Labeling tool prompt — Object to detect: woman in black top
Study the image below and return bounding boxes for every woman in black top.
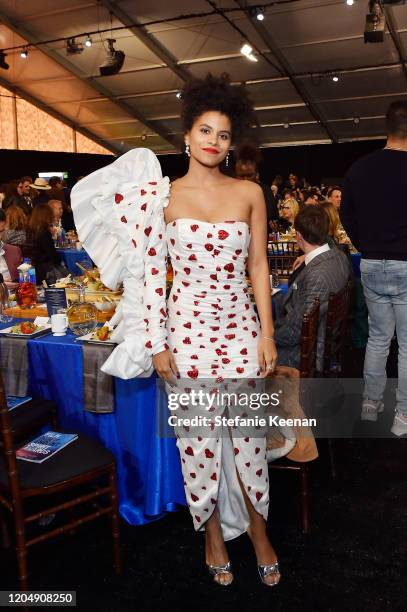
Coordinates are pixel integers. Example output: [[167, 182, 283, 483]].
[[28, 203, 65, 284]]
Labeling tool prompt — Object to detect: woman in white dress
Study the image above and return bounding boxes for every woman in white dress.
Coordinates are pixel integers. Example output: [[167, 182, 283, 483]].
[[150, 74, 280, 587]]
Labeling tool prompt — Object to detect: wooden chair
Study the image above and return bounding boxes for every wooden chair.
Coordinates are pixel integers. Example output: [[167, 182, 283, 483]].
[[322, 279, 352, 377], [0, 377, 121, 590], [268, 241, 298, 257], [298, 297, 321, 379], [268, 297, 320, 533], [321, 279, 353, 478], [0, 397, 58, 448], [268, 242, 299, 279]]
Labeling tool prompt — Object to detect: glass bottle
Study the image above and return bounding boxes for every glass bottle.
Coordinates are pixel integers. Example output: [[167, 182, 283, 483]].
[[16, 270, 37, 309], [67, 282, 98, 335], [0, 273, 13, 323]]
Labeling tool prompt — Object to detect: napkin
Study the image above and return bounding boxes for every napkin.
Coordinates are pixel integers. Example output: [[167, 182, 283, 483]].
[[0, 336, 29, 397], [82, 342, 115, 413]]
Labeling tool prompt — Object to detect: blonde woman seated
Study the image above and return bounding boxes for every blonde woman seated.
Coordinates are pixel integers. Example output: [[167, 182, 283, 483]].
[[319, 200, 355, 251], [318, 200, 340, 243], [3, 205, 28, 245], [279, 197, 299, 231]]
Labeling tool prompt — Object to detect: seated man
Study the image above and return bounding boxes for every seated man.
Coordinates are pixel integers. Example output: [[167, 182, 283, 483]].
[[274, 206, 351, 369], [0, 240, 22, 283]]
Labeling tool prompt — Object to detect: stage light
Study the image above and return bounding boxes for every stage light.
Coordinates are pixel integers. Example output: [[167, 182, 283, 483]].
[[176, 91, 182, 99], [85, 35, 92, 48], [346, 0, 354, 6], [66, 38, 84, 55], [99, 38, 125, 76], [364, 0, 385, 43], [240, 43, 253, 56], [240, 42, 258, 62], [332, 74, 339, 82], [20, 47, 28, 59], [255, 8, 265, 21], [0, 50, 9, 70], [284, 122, 290, 129]]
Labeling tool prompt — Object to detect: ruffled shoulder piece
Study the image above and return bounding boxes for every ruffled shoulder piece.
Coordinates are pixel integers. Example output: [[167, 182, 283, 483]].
[[71, 147, 170, 379]]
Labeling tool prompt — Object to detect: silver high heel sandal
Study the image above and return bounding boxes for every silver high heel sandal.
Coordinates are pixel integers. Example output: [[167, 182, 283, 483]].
[[258, 561, 281, 586], [207, 561, 233, 586]]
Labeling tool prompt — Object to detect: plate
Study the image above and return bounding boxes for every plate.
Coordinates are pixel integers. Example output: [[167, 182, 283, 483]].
[[76, 329, 116, 345], [0, 324, 52, 338]]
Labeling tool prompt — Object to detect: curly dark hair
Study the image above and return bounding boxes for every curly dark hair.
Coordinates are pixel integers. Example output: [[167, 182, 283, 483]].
[[235, 141, 262, 164], [180, 73, 256, 144]]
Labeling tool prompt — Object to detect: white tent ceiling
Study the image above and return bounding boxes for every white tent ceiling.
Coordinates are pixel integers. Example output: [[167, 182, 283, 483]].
[[0, 0, 406, 154]]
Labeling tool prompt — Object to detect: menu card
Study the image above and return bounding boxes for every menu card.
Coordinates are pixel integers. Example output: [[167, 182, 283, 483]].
[[44, 288, 67, 317]]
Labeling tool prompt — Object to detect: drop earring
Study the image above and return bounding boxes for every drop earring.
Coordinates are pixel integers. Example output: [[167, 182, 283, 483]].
[[225, 151, 229, 167], [185, 143, 190, 157]]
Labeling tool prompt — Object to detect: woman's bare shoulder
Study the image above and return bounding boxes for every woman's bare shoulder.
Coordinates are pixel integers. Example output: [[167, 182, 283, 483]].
[[170, 176, 188, 191], [230, 177, 263, 199]]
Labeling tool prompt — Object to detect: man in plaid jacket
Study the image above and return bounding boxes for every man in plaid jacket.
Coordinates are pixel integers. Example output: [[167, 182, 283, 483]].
[[274, 207, 351, 369]]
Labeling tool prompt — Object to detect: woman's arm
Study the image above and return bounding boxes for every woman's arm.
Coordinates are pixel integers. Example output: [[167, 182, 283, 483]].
[[144, 207, 179, 382], [246, 183, 278, 372]]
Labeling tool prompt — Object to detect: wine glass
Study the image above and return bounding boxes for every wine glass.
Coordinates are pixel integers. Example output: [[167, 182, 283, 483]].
[[0, 283, 13, 323]]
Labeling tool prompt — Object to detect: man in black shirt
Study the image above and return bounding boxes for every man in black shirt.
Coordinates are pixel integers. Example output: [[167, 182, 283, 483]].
[[341, 100, 407, 436]]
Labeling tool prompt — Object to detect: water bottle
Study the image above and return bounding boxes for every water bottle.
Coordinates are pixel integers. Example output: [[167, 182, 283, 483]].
[[16, 269, 37, 309], [19, 258, 36, 285], [18, 260, 30, 283], [28, 261, 36, 286]]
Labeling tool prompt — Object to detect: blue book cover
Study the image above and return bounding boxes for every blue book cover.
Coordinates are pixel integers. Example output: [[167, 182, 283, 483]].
[[16, 431, 78, 463], [7, 396, 32, 411]]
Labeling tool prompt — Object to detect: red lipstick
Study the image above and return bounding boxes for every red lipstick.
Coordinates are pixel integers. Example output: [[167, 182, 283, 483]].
[[202, 147, 219, 154]]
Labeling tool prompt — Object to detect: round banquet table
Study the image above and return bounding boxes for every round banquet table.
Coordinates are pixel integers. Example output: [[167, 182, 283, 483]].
[[0, 321, 186, 526], [0, 283, 289, 526]]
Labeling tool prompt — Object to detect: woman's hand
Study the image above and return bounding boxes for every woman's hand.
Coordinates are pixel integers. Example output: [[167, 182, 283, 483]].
[[152, 349, 179, 384], [292, 254, 305, 271], [257, 336, 278, 374]]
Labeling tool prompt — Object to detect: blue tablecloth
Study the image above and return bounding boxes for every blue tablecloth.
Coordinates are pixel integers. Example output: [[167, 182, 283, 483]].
[[3, 284, 289, 525], [56, 248, 93, 275], [0, 325, 186, 526]]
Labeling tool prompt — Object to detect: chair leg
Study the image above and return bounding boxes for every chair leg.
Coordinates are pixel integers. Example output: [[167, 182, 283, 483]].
[[109, 468, 121, 575], [300, 465, 310, 534], [14, 516, 28, 590], [327, 438, 337, 479]]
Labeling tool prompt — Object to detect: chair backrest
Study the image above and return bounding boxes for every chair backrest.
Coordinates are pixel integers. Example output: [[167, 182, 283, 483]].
[[299, 297, 320, 378], [269, 241, 298, 256], [268, 242, 299, 279], [322, 279, 352, 377], [0, 373, 23, 513]]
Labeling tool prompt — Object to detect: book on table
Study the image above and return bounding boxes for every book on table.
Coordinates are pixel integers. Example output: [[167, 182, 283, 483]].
[[7, 396, 32, 411], [16, 431, 78, 463]]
